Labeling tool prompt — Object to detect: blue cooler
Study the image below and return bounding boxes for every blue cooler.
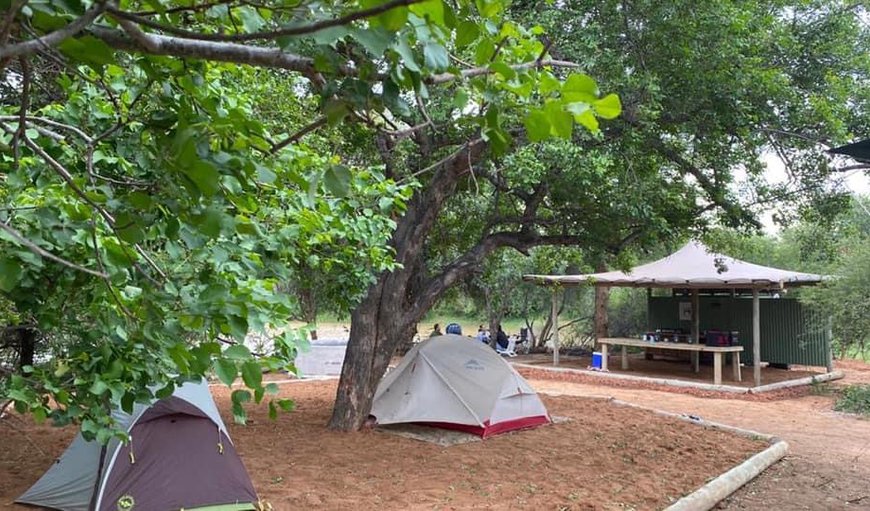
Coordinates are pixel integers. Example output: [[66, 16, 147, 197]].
[[591, 352, 603, 369]]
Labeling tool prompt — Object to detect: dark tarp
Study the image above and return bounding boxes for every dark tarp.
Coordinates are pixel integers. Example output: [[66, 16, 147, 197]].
[[829, 138, 870, 161]]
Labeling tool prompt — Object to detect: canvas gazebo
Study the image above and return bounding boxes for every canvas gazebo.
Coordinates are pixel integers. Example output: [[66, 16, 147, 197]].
[[371, 334, 550, 437], [524, 241, 829, 386], [17, 380, 258, 511]]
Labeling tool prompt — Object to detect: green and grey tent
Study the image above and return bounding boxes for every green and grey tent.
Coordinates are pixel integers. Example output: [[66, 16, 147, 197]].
[[17, 381, 258, 511]]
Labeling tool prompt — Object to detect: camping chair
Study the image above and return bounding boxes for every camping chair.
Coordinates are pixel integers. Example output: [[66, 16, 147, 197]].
[[495, 336, 518, 357]]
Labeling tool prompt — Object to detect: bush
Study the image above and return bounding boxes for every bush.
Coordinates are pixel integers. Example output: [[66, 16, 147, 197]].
[[834, 385, 870, 416]]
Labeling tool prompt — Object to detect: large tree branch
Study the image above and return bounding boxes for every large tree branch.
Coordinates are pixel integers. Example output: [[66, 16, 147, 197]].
[[107, 0, 426, 42], [89, 26, 345, 75], [0, 3, 107, 60]]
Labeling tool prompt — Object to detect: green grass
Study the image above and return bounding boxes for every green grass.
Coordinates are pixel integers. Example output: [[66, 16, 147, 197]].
[[310, 313, 534, 337], [834, 384, 870, 416]]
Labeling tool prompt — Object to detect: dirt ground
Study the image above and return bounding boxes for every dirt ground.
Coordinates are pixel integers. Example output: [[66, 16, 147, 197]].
[[516, 353, 824, 388], [529, 358, 870, 510], [0, 381, 764, 511]]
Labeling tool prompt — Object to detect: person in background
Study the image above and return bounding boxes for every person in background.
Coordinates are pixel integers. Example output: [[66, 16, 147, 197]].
[[445, 323, 462, 335], [430, 323, 442, 337], [476, 325, 490, 344], [495, 325, 509, 350]]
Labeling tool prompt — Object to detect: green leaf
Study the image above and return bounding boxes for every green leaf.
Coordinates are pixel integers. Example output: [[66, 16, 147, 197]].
[[232, 389, 252, 404], [265, 382, 280, 394], [186, 161, 221, 197], [256, 164, 277, 184], [423, 43, 449, 72], [379, 5, 408, 31], [324, 164, 351, 197], [544, 100, 573, 139], [455, 21, 480, 48], [276, 398, 295, 412], [89, 379, 108, 396], [268, 400, 278, 420], [57, 35, 115, 69], [562, 73, 599, 103], [193, 208, 223, 238], [215, 358, 237, 385], [490, 62, 515, 81], [223, 344, 252, 360], [323, 100, 349, 125], [241, 360, 263, 388], [410, 0, 445, 25], [574, 109, 600, 133], [0, 257, 23, 292], [593, 93, 622, 119], [524, 109, 551, 142], [394, 37, 420, 72], [351, 28, 394, 56], [236, 6, 265, 33]]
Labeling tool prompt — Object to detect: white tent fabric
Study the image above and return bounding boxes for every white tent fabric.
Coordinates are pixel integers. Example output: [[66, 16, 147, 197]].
[[17, 380, 245, 511], [524, 241, 825, 289], [371, 335, 549, 437]]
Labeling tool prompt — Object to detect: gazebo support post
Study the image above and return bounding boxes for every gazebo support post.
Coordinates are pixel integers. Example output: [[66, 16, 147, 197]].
[[753, 288, 761, 387], [691, 289, 700, 373], [551, 288, 560, 366], [826, 316, 834, 373]]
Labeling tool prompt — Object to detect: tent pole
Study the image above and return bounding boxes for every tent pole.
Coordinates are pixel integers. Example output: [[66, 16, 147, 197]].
[[753, 288, 761, 387], [551, 288, 560, 366], [826, 316, 834, 373]]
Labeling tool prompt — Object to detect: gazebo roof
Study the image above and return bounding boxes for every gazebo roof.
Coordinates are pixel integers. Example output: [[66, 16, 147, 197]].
[[523, 241, 826, 289]]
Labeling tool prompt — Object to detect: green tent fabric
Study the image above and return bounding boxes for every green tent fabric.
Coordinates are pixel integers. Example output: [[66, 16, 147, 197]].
[[829, 139, 870, 161]]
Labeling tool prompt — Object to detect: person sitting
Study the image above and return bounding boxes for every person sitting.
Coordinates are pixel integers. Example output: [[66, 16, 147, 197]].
[[495, 325, 509, 350], [445, 323, 462, 335], [475, 325, 490, 344], [430, 323, 443, 337]]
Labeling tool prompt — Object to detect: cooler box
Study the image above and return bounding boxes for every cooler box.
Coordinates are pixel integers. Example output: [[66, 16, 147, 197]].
[[591, 351, 603, 369], [704, 330, 730, 347]]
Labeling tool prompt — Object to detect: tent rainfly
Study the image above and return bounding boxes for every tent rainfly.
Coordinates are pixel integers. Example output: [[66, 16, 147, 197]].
[[371, 335, 550, 438], [18, 381, 258, 511], [522, 241, 828, 386]]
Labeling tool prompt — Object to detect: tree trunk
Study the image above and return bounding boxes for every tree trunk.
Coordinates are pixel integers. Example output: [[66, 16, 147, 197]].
[[18, 328, 36, 370], [594, 286, 610, 340]]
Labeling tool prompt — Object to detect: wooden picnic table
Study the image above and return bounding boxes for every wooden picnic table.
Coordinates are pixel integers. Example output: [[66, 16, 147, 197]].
[[598, 337, 743, 386]]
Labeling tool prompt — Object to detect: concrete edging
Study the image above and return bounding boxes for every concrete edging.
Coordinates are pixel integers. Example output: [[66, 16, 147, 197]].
[[749, 370, 843, 393], [513, 362, 750, 393]]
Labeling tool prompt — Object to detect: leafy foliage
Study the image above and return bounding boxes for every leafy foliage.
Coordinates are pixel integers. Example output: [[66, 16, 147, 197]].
[[834, 384, 870, 416]]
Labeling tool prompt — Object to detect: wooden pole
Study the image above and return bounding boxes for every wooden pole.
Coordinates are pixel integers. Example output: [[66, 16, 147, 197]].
[[691, 289, 700, 373], [551, 288, 560, 366], [752, 288, 761, 387], [826, 315, 834, 373]]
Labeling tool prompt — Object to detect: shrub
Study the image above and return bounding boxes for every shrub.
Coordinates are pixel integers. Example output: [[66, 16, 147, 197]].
[[834, 385, 870, 416]]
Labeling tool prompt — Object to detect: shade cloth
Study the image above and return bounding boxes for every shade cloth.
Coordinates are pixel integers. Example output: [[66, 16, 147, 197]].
[[829, 138, 870, 161], [523, 241, 825, 289]]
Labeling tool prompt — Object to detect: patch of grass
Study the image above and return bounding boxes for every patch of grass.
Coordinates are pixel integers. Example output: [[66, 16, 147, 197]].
[[834, 384, 870, 416]]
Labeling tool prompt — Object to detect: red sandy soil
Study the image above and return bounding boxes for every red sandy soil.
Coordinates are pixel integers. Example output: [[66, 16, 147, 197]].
[[530, 358, 870, 510], [516, 353, 824, 388], [1, 380, 764, 511], [516, 366, 816, 402]]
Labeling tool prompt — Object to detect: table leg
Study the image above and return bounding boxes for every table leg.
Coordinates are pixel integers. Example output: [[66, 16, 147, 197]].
[[733, 352, 742, 382], [692, 352, 700, 373], [714, 352, 722, 386], [621, 345, 628, 370], [601, 344, 609, 371]]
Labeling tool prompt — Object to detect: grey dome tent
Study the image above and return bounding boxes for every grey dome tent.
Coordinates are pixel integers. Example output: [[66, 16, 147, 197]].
[[371, 335, 550, 438], [17, 380, 258, 511]]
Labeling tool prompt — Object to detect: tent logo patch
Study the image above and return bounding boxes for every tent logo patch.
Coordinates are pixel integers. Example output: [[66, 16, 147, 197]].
[[464, 359, 485, 371]]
